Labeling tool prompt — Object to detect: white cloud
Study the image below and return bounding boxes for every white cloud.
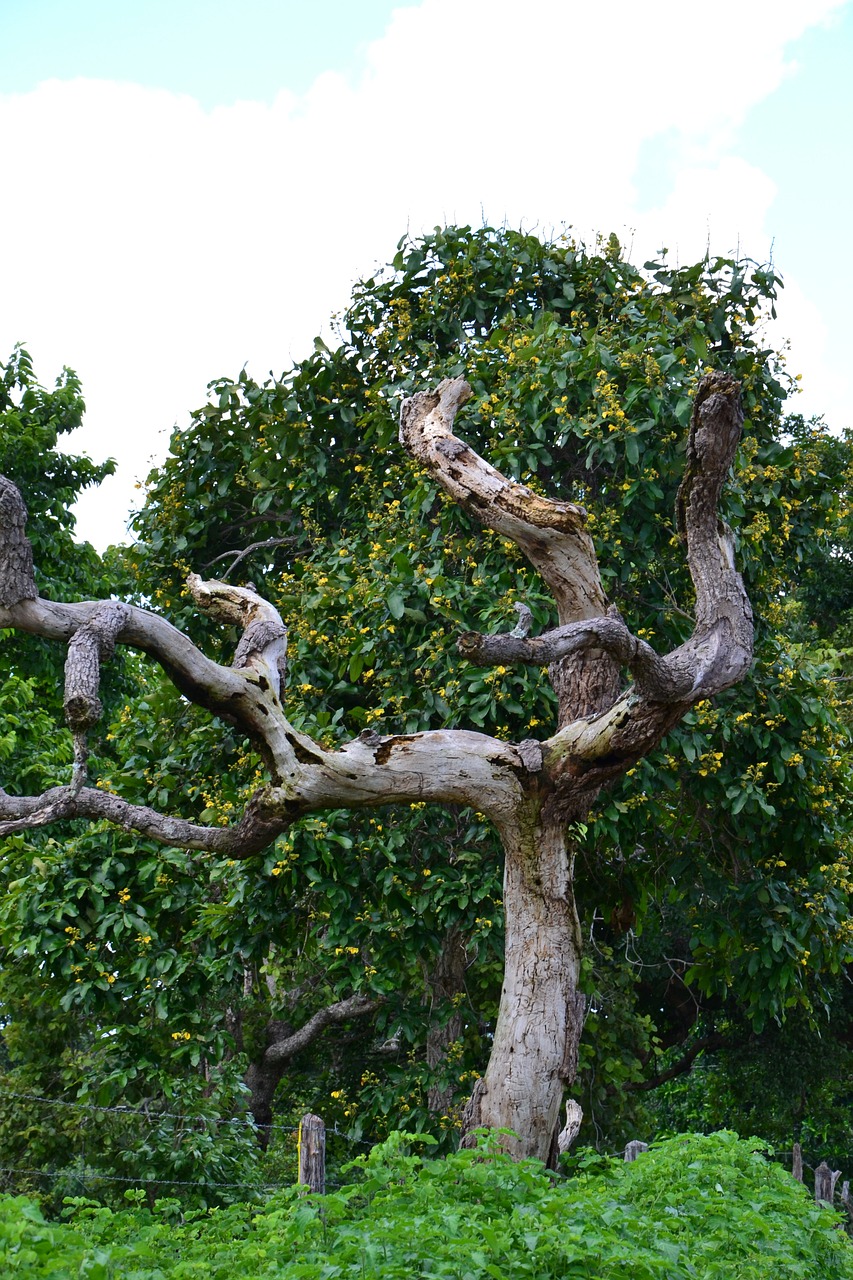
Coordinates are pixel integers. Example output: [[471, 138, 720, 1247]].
[[0, 0, 848, 546]]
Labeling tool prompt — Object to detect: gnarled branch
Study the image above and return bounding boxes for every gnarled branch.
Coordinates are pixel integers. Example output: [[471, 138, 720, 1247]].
[[540, 372, 752, 790], [457, 611, 688, 701], [400, 379, 607, 624], [0, 782, 288, 854], [0, 371, 751, 851], [188, 573, 289, 699]]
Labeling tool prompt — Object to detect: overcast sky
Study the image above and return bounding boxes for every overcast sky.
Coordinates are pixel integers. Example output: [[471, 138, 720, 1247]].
[[1, 0, 850, 548]]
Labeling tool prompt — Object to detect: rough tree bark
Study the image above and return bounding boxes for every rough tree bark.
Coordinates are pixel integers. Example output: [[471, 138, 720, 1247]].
[[0, 372, 752, 1162]]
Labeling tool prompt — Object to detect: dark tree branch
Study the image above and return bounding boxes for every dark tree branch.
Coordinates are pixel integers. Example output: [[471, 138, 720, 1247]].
[[624, 1032, 731, 1092], [204, 536, 299, 580], [262, 993, 380, 1066]]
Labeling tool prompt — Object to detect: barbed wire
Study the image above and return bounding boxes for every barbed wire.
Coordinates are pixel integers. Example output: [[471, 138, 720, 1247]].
[[0, 1164, 347, 1193], [1, 1089, 374, 1143], [0, 1165, 290, 1191]]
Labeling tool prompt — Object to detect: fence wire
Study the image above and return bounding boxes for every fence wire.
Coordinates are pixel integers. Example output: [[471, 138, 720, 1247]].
[[0, 1089, 373, 1197]]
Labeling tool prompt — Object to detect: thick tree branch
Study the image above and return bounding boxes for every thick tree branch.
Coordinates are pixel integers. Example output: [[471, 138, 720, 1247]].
[[0, 783, 287, 853], [0, 586, 300, 779], [458, 612, 686, 701], [535, 373, 752, 790], [271, 728, 529, 824], [400, 378, 607, 625], [400, 379, 624, 727], [188, 573, 289, 699], [262, 994, 380, 1067]]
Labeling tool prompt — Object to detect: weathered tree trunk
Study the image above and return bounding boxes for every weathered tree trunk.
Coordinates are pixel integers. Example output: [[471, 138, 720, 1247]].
[[463, 810, 585, 1161]]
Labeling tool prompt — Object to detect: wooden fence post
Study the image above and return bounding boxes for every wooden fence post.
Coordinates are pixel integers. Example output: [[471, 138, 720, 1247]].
[[841, 1182, 853, 1225], [557, 1100, 584, 1155], [298, 1113, 326, 1194], [792, 1142, 803, 1183], [814, 1161, 839, 1206], [624, 1140, 649, 1163]]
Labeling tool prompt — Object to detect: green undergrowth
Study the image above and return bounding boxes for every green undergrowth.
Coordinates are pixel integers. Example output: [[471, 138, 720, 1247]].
[[1, 1131, 851, 1278]]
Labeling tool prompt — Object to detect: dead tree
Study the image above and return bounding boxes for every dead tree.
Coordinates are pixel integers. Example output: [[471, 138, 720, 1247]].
[[0, 372, 752, 1161]]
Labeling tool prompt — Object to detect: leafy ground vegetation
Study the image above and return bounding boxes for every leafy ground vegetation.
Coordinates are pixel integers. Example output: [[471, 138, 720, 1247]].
[[2, 225, 853, 1193], [1, 1133, 851, 1279]]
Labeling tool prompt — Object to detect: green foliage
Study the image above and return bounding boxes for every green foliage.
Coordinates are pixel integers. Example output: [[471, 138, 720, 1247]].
[[0, 1132, 851, 1278]]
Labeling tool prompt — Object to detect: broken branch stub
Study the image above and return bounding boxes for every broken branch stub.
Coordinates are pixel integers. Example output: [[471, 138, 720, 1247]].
[[64, 601, 130, 730], [187, 573, 288, 698]]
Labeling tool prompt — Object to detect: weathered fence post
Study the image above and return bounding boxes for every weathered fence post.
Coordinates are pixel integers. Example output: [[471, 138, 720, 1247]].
[[792, 1142, 803, 1183], [557, 1100, 584, 1155], [841, 1182, 853, 1225], [814, 1161, 840, 1206], [298, 1113, 326, 1194], [624, 1140, 649, 1163]]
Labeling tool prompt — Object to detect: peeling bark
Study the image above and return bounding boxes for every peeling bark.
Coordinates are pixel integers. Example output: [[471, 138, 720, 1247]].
[[0, 370, 753, 1161]]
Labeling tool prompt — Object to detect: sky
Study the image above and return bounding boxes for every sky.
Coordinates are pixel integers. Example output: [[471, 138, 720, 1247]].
[[1, 0, 851, 549]]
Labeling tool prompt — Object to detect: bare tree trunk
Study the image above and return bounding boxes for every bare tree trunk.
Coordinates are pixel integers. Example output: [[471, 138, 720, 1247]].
[[463, 809, 584, 1161]]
